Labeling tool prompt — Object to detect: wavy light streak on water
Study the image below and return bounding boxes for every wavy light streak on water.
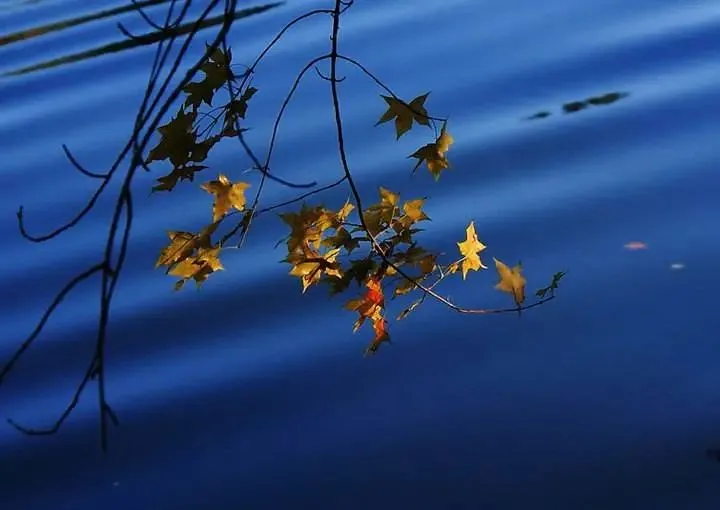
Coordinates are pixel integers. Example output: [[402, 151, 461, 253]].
[[1, 0, 720, 508]]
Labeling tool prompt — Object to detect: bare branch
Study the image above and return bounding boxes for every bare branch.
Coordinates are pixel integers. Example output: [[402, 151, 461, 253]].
[[6, 0, 246, 451], [7, 357, 96, 436], [0, 263, 104, 386]]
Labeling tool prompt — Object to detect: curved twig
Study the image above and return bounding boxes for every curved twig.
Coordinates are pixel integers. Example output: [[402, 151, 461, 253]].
[[315, 64, 343, 82], [234, 8, 334, 95], [219, 39, 317, 190], [7, 356, 96, 435], [130, 0, 166, 32], [116, 22, 143, 41], [61, 144, 109, 179], [336, 54, 446, 125]]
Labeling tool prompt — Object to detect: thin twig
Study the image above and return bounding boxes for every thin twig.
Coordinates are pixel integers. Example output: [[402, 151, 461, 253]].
[[0, 263, 104, 385], [61, 144, 109, 179]]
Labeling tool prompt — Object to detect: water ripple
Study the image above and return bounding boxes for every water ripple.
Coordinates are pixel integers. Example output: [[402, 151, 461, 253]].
[[1, 0, 720, 508]]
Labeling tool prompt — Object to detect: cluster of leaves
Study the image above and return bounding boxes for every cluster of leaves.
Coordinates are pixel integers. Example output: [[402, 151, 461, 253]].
[[146, 44, 256, 192], [148, 63, 564, 354], [376, 93, 454, 180], [147, 45, 255, 289], [275, 185, 557, 354]]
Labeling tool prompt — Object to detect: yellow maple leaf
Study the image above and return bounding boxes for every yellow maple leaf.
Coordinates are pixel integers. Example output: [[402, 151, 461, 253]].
[[409, 122, 454, 180], [280, 204, 334, 252], [393, 198, 430, 231], [155, 231, 197, 268], [155, 221, 220, 271], [376, 93, 430, 139], [169, 246, 224, 290], [493, 257, 526, 306], [362, 187, 402, 236], [378, 186, 400, 208], [456, 221, 487, 279], [402, 199, 429, 223], [289, 247, 342, 293], [335, 199, 355, 223], [201, 174, 250, 222]]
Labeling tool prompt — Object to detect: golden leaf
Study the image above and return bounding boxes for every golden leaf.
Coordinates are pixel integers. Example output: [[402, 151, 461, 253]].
[[201, 174, 250, 222], [456, 221, 487, 279], [494, 257, 526, 306], [169, 246, 224, 290], [289, 247, 342, 293], [156, 231, 197, 268], [376, 93, 430, 139], [402, 199, 429, 223], [336, 199, 355, 223], [409, 122, 454, 180]]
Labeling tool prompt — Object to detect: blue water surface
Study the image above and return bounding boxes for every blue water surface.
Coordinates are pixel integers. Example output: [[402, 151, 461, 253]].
[[1, 0, 720, 508]]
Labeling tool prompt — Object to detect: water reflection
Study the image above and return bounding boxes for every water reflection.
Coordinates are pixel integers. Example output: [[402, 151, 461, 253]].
[[525, 91, 629, 120], [0, 0, 172, 46], [0, 0, 44, 13], [0, 1, 282, 76]]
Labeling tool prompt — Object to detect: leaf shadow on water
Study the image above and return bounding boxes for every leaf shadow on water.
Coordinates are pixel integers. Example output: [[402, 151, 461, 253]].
[[524, 91, 630, 121], [0, 0, 283, 77]]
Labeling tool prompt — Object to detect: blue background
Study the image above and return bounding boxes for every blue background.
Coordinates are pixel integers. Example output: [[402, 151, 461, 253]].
[[1, 0, 720, 508]]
